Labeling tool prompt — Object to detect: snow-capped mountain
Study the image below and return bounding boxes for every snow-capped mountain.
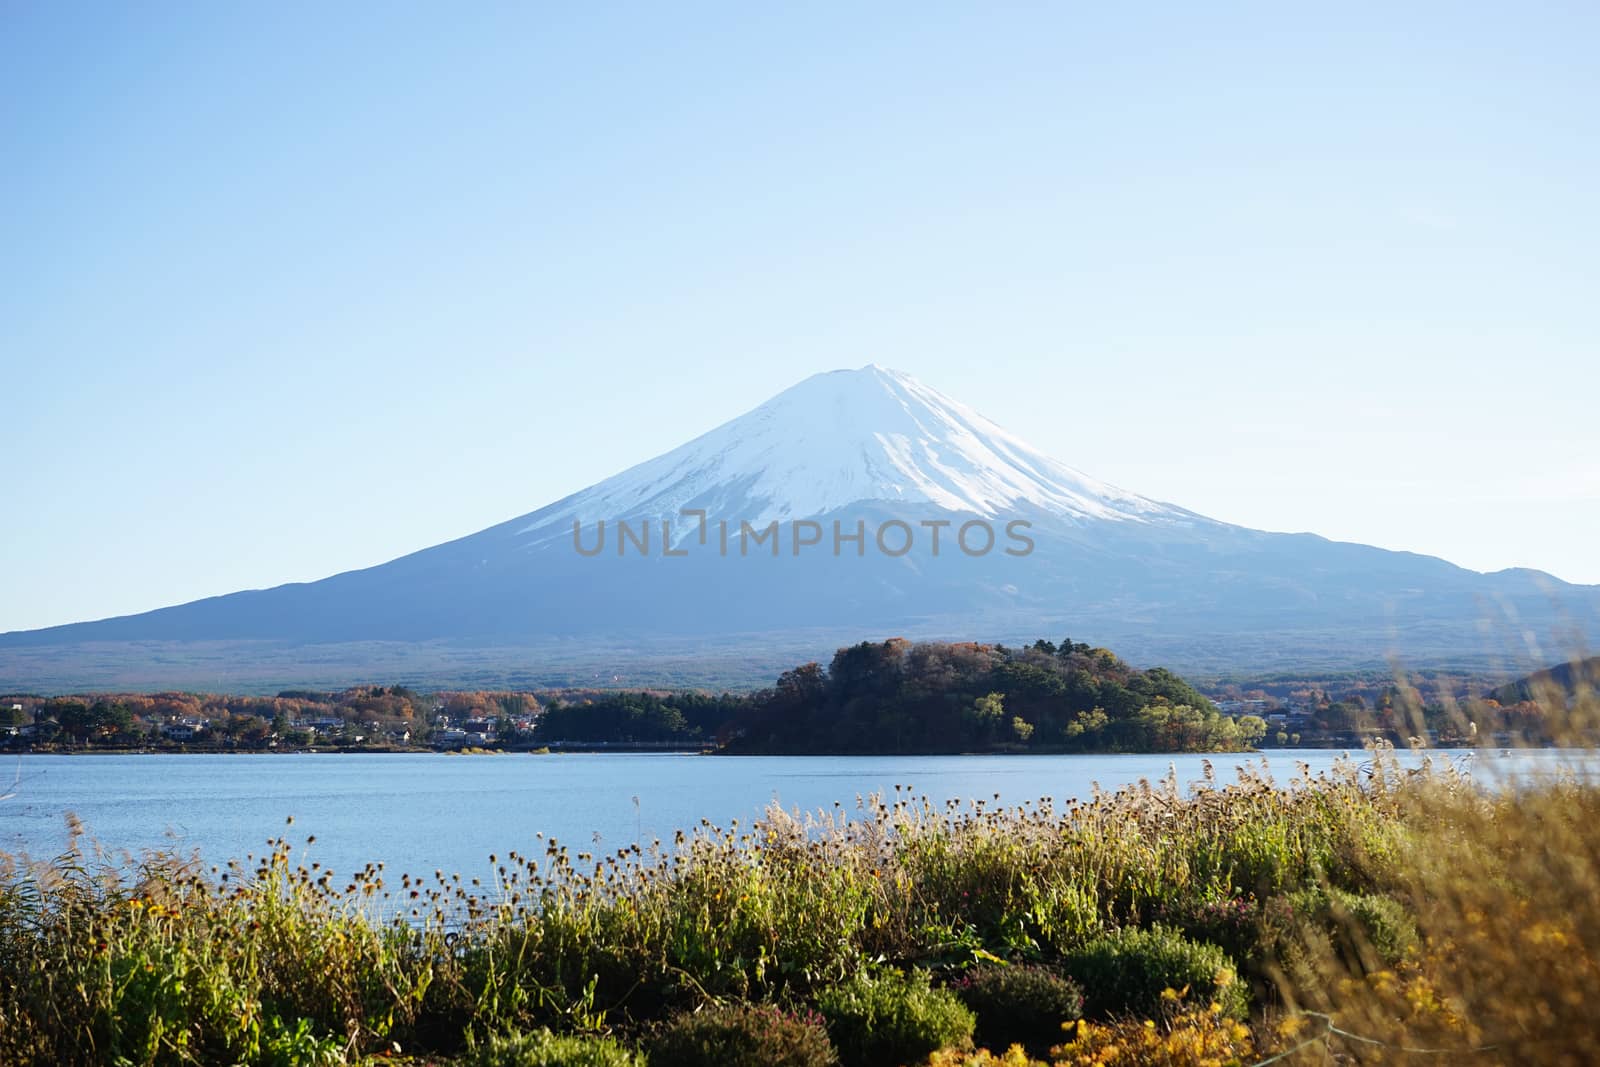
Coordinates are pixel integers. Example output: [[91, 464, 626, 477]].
[[516, 366, 1178, 545], [2, 367, 1596, 689]]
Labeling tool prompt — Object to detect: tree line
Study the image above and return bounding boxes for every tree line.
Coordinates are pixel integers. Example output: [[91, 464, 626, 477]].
[[4, 641, 1267, 754]]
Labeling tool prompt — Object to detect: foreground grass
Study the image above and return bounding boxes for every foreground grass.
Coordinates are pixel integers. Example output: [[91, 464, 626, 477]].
[[2, 749, 1598, 1065]]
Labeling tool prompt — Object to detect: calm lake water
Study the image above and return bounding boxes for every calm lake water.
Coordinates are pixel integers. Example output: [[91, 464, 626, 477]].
[[0, 749, 1575, 883]]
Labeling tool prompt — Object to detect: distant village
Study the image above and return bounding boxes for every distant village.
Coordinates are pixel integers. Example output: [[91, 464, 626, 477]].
[[0, 686, 546, 752]]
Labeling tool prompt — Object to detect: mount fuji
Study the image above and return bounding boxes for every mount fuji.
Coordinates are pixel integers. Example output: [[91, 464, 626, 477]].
[[3, 366, 1595, 689]]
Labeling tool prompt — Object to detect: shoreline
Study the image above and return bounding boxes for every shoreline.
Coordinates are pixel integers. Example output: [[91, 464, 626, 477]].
[[0, 738, 1507, 759]]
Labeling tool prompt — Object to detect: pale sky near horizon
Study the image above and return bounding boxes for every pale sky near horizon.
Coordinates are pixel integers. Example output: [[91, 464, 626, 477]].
[[3, 2, 1597, 633]]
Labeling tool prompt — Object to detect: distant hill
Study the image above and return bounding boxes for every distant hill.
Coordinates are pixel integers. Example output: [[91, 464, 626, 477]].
[[534, 637, 1265, 755], [4, 366, 1596, 690], [1490, 657, 1600, 705]]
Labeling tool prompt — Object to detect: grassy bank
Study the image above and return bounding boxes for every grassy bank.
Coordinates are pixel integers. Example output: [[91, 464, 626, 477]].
[[2, 749, 1598, 1065]]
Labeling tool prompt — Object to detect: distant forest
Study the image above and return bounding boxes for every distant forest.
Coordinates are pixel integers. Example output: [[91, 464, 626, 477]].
[[536, 638, 1268, 754]]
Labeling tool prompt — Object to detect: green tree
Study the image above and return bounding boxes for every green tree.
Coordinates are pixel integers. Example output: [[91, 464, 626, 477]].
[[1065, 707, 1109, 743], [47, 701, 93, 745], [1236, 714, 1268, 748], [972, 691, 1005, 723], [1315, 701, 1367, 734], [965, 691, 1006, 744]]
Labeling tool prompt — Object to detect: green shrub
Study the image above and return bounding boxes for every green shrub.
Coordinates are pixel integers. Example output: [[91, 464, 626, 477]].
[[816, 969, 975, 1067], [462, 1028, 646, 1067], [1064, 925, 1247, 1019], [1151, 895, 1263, 968], [651, 1003, 837, 1067], [1330, 889, 1418, 963], [951, 963, 1083, 1051], [1283, 887, 1419, 970], [260, 1015, 346, 1067]]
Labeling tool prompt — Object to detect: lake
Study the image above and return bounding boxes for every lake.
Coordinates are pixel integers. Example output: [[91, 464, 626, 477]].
[[0, 749, 1570, 882]]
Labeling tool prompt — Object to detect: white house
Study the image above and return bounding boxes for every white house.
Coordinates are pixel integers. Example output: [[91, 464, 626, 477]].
[[162, 719, 209, 742]]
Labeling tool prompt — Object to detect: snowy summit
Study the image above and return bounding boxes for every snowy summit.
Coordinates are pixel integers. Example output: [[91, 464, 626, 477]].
[[518, 365, 1176, 543]]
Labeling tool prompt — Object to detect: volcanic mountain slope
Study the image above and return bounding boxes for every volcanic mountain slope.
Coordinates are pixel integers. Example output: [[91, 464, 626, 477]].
[[3, 366, 1595, 688]]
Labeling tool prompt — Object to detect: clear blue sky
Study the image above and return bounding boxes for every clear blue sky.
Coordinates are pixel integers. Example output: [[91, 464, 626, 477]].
[[3, 2, 1596, 633]]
